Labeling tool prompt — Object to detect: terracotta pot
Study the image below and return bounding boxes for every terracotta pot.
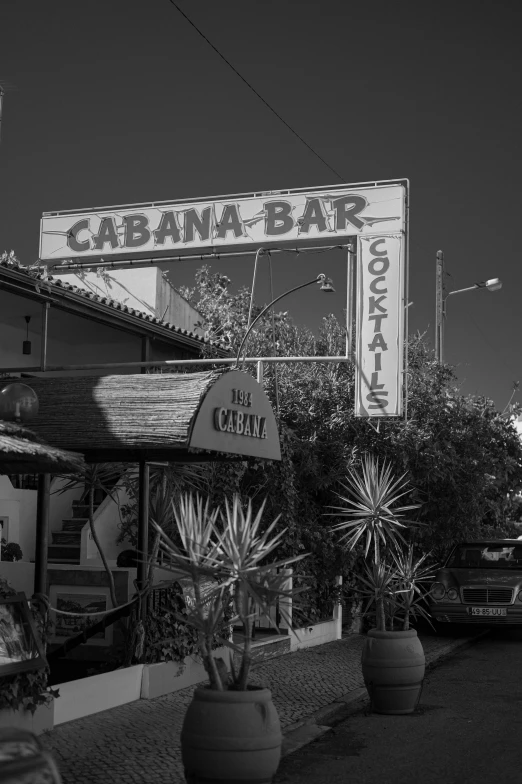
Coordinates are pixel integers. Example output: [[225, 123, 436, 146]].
[[361, 628, 425, 715], [181, 686, 282, 783]]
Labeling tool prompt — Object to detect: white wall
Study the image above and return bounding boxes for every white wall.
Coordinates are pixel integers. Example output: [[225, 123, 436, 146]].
[[54, 665, 144, 725], [0, 560, 35, 596], [52, 268, 204, 336], [0, 476, 83, 564], [82, 477, 132, 565], [155, 273, 204, 335], [0, 476, 37, 560], [52, 269, 158, 318]]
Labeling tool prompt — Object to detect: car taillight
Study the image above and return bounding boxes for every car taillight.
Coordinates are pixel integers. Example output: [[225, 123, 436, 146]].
[[430, 582, 446, 601], [446, 588, 459, 601]]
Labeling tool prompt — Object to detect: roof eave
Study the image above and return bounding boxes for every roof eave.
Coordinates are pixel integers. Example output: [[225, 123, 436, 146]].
[[0, 264, 230, 356]]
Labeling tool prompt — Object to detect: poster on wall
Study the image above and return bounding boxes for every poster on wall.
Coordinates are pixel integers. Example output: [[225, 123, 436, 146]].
[[39, 182, 407, 261], [52, 592, 110, 645], [355, 234, 405, 417], [0, 593, 48, 676]]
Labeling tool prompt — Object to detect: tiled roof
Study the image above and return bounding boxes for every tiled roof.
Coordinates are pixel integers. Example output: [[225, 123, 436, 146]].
[[0, 255, 225, 351]]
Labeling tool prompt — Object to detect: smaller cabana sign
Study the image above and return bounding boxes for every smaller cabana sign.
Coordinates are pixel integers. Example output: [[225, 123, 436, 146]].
[[0, 593, 48, 676], [355, 234, 405, 417], [28, 369, 281, 463], [189, 370, 281, 460]]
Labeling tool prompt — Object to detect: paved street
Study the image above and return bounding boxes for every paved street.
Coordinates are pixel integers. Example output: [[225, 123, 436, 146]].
[[275, 629, 522, 784], [40, 630, 475, 784]]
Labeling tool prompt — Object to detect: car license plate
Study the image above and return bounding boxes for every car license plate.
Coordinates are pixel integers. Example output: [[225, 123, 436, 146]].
[[470, 607, 507, 617]]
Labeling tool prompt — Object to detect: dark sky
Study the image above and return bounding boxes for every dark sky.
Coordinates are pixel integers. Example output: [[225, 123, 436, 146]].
[[1, 0, 521, 409]]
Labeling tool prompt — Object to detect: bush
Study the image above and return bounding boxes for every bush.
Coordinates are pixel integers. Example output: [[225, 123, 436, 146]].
[[1, 539, 23, 562]]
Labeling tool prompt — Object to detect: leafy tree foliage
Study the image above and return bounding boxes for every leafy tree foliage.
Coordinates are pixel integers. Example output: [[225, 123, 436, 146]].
[[175, 268, 522, 610]]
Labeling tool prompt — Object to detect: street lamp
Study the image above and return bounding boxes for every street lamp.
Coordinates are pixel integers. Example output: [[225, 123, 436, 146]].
[[435, 250, 502, 363], [236, 273, 335, 367]]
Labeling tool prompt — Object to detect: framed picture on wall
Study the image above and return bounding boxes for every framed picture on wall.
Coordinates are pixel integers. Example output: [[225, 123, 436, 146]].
[[49, 585, 113, 646], [0, 592, 48, 676]]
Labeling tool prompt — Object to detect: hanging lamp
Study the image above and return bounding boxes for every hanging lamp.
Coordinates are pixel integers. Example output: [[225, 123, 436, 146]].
[[23, 316, 31, 355]]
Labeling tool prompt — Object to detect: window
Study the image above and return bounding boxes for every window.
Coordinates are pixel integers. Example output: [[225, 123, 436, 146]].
[[8, 474, 39, 490], [447, 545, 522, 569]]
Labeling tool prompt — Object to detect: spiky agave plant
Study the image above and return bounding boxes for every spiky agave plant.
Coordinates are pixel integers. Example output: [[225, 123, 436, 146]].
[[328, 455, 421, 631], [389, 545, 436, 631], [152, 492, 308, 691], [352, 560, 399, 632]]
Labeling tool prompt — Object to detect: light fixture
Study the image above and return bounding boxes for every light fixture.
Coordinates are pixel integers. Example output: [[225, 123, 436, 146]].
[[0, 383, 39, 423], [319, 276, 335, 293], [436, 254, 503, 363], [236, 273, 336, 365], [484, 278, 502, 292], [23, 316, 31, 355]]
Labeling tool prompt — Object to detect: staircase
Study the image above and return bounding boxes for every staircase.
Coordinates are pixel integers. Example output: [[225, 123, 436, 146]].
[[48, 495, 102, 565]]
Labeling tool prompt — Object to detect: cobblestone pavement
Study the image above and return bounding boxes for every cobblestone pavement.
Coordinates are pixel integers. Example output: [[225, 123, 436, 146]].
[[40, 632, 474, 784]]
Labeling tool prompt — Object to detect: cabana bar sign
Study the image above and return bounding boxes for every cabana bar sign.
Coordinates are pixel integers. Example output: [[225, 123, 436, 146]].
[[39, 182, 406, 260]]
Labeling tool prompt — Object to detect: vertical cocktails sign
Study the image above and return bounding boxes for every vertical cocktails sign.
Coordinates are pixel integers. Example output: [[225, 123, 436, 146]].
[[355, 234, 405, 417]]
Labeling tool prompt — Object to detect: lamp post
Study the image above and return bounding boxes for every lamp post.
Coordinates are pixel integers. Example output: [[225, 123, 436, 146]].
[[236, 273, 335, 368], [435, 250, 502, 364]]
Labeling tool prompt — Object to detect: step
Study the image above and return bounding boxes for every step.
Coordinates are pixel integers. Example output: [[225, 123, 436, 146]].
[[46, 558, 80, 565], [48, 544, 81, 564], [61, 518, 88, 532], [52, 531, 82, 546], [71, 503, 100, 519]]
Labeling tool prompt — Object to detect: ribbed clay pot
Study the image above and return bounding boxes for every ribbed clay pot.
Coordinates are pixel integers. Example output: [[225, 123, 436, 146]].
[[181, 686, 282, 783], [361, 628, 426, 715]]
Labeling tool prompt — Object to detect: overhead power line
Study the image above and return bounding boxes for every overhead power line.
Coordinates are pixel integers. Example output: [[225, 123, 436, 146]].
[[167, 1, 345, 182], [166, 5, 444, 276]]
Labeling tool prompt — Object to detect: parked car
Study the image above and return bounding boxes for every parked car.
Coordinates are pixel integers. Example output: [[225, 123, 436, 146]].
[[429, 539, 522, 627]]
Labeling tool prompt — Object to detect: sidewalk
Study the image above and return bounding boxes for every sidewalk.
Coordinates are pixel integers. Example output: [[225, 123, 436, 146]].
[[40, 631, 480, 784]]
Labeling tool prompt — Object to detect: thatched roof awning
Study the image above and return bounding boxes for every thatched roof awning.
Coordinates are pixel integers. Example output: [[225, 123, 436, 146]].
[[27, 370, 281, 463], [0, 420, 86, 475]]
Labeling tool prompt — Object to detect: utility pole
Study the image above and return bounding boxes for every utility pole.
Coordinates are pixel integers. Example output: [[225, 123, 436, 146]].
[[0, 85, 4, 144], [435, 250, 444, 363], [346, 243, 356, 359]]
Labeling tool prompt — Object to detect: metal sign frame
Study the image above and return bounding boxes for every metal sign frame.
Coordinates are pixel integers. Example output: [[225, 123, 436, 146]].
[[37, 178, 409, 419]]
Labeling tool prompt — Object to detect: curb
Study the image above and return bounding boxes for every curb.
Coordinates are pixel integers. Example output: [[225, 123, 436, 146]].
[[281, 631, 488, 758]]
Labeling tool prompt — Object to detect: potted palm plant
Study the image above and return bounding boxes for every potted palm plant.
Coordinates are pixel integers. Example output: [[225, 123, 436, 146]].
[[151, 492, 308, 784], [328, 454, 431, 714], [388, 545, 435, 631]]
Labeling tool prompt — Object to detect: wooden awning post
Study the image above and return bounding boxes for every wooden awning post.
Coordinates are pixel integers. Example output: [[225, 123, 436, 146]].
[[137, 460, 149, 621], [34, 473, 51, 596]]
